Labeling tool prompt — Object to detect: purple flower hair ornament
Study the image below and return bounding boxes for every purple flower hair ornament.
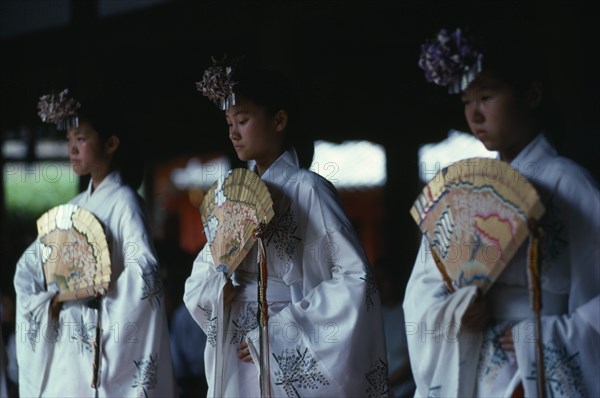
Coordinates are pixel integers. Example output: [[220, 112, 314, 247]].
[[37, 88, 81, 130], [196, 55, 242, 110], [418, 28, 483, 94]]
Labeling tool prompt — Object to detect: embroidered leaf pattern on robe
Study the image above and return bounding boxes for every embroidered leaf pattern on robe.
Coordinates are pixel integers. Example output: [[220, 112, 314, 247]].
[[140, 266, 163, 310], [365, 358, 389, 397], [73, 315, 93, 355], [539, 195, 567, 271], [273, 346, 330, 397], [360, 263, 378, 312], [230, 303, 258, 345], [477, 323, 511, 387], [132, 354, 158, 398], [266, 207, 302, 266], [526, 343, 586, 397], [198, 305, 218, 347], [25, 311, 41, 352]]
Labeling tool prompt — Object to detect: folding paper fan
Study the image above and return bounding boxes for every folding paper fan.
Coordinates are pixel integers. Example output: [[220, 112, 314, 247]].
[[410, 157, 545, 293], [37, 204, 111, 301], [200, 168, 275, 276]]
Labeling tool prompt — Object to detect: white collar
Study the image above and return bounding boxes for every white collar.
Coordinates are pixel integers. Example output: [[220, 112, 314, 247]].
[[255, 148, 300, 188], [511, 133, 556, 167], [84, 170, 122, 199]]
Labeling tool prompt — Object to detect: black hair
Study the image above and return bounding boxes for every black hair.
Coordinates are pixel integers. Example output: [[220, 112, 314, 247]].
[[468, 24, 565, 143], [75, 91, 145, 190], [476, 30, 543, 92], [230, 61, 314, 168]]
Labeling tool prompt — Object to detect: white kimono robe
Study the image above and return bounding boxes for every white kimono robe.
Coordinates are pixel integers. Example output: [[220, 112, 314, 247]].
[[403, 134, 600, 397], [14, 171, 176, 398], [184, 148, 390, 397]]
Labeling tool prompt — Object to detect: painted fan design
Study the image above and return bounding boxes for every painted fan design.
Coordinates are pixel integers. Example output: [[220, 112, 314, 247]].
[[37, 204, 111, 301], [200, 168, 275, 276], [410, 157, 545, 293]]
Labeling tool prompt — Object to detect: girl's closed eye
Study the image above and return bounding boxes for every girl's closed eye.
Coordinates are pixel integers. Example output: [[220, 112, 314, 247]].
[[481, 94, 496, 102]]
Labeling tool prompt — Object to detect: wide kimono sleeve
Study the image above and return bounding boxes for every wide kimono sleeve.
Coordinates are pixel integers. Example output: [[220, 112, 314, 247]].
[[183, 246, 227, 347], [245, 174, 391, 397], [183, 244, 231, 395], [403, 237, 482, 397], [101, 193, 176, 397], [13, 239, 60, 397], [512, 162, 600, 397]]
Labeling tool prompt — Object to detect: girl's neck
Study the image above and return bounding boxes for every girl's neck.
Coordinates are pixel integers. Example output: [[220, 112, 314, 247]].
[[499, 129, 540, 164], [90, 166, 112, 192], [255, 163, 268, 177], [254, 149, 284, 176], [500, 147, 524, 164]]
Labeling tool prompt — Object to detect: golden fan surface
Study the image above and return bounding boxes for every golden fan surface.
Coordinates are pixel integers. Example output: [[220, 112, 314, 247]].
[[37, 204, 111, 301], [200, 168, 274, 276], [410, 157, 545, 293]]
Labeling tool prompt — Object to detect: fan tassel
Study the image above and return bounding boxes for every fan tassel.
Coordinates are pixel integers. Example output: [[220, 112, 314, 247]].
[[255, 225, 272, 397], [527, 222, 546, 398], [88, 293, 103, 389]]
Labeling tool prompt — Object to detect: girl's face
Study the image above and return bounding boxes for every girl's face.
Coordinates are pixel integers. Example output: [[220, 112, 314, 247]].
[[225, 96, 285, 172], [66, 121, 110, 177], [461, 71, 538, 162]]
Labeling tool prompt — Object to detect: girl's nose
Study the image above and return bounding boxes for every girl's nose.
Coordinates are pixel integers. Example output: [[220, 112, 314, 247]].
[[466, 104, 484, 125], [229, 128, 240, 140], [472, 107, 484, 124]]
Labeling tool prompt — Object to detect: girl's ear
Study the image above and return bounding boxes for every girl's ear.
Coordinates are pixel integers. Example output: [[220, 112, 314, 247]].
[[526, 81, 543, 110], [105, 135, 120, 156], [274, 110, 288, 133]]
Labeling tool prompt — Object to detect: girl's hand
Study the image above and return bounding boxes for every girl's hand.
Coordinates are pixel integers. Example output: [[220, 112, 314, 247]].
[[499, 325, 515, 353], [237, 341, 253, 363], [223, 279, 237, 306]]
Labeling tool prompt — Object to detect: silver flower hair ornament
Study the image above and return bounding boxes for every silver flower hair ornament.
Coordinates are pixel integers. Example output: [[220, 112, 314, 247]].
[[418, 28, 483, 94], [37, 88, 81, 130], [195, 55, 241, 110]]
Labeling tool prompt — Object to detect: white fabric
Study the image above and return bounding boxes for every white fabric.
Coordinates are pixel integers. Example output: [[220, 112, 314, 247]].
[[184, 148, 390, 397], [404, 134, 600, 397], [14, 171, 176, 398]]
